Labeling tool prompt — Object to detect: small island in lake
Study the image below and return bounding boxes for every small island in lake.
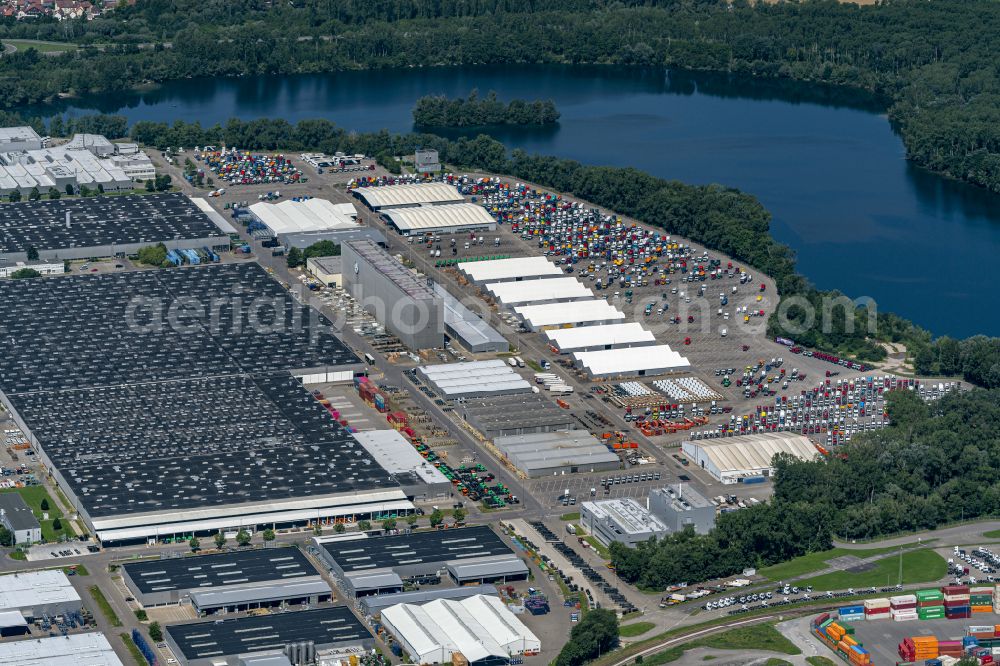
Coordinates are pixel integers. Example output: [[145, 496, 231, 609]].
[[413, 89, 560, 127]]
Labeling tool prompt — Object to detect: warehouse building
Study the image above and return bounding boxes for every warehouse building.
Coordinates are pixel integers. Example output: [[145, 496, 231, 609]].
[[0, 138, 145, 196], [459, 256, 563, 284], [681, 432, 819, 484], [307, 255, 343, 287], [493, 431, 620, 478], [648, 485, 716, 535], [315, 526, 526, 595], [0, 632, 123, 666], [544, 322, 657, 354], [514, 299, 625, 331], [165, 606, 373, 666], [353, 183, 464, 210], [0, 259, 64, 278], [383, 203, 496, 236], [433, 284, 509, 353], [248, 198, 360, 248], [417, 360, 531, 399], [359, 584, 498, 617], [352, 430, 452, 500], [121, 547, 329, 611], [342, 239, 444, 350], [0, 126, 45, 152], [0, 192, 230, 261], [580, 499, 670, 548], [381, 594, 540, 665], [572, 345, 690, 378], [414, 149, 441, 173], [0, 492, 40, 544], [280, 225, 386, 252], [0, 264, 409, 545], [191, 197, 238, 235], [460, 394, 576, 438], [483, 277, 593, 308], [0, 570, 83, 621]]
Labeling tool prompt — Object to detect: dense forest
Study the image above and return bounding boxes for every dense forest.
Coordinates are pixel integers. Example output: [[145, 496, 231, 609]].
[[612, 388, 1000, 590], [1, 1, 999, 191], [413, 90, 559, 127]]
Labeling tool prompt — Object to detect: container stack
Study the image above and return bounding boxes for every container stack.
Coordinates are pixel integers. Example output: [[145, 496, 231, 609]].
[[864, 598, 891, 620], [839, 605, 866, 622], [944, 585, 972, 620], [917, 589, 946, 620], [971, 587, 994, 614], [899, 636, 938, 662], [996, 585, 1000, 614], [938, 640, 964, 659], [891, 594, 919, 622]]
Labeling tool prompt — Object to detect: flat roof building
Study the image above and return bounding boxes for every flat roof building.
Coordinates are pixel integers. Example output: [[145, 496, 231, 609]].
[[307, 255, 343, 288], [572, 345, 690, 378], [249, 198, 359, 244], [0, 492, 41, 544], [0, 126, 44, 152], [121, 547, 327, 610], [681, 433, 819, 484], [544, 322, 657, 353], [483, 277, 593, 307], [514, 299, 625, 331], [459, 256, 563, 284], [0, 192, 229, 262], [352, 430, 452, 500], [383, 203, 496, 236], [353, 183, 464, 210], [580, 499, 670, 548], [433, 284, 509, 353], [0, 632, 123, 666], [648, 485, 716, 535], [359, 584, 498, 617], [417, 360, 531, 399], [414, 149, 441, 174], [342, 239, 444, 351], [0, 570, 83, 621], [459, 394, 576, 438], [0, 140, 137, 196], [165, 606, 373, 666], [493, 431, 620, 478], [380, 594, 540, 665]]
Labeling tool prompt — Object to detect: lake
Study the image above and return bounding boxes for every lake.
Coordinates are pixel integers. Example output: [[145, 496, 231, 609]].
[[48, 65, 1000, 338]]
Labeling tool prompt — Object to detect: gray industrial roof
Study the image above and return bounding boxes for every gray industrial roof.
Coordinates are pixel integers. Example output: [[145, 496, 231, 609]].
[[189, 579, 331, 609], [345, 571, 404, 592], [0, 493, 39, 531], [346, 239, 437, 301], [360, 584, 498, 615], [460, 394, 576, 434], [417, 360, 530, 398], [433, 284, 508, 352], [446, 555, 529, 581], [494, 431, 619, 475]]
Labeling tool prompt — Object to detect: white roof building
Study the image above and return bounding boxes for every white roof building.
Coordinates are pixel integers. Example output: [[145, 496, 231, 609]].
[[682, 432, 819, 484], [0, 143, 133, 195], [459, 256, 563, 283], [0, 570, 82, 616], [544, 322, 657, 353], [381, 594, 540, 665], [383, 203, 496, 235], [0, 632, 123, 666], [416, 360, 531, 399], [514, 300, 625, 331], [352, 430, 450, 486], [353, 183, 464, 210], [484, 277, 593, 307], [249, 198, 359, 236], [0, 126, 43, 152], [572, 345, 690, 378], [580, 499, 671, 548]]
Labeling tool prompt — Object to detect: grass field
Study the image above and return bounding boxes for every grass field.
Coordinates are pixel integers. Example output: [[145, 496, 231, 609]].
[[0, 485, 69, 542], [797, 548, 947, 591], [642, 623, 801, 665], [759, 543, 924, 580], [984, 530, 1000, 539], [89, 585, 122, 627], [620, 621, 655, 637], [560, 512, 580, 521], [120, 632, 145, 666], [807, 657, 839, 666], [1, 39, 76, 54]]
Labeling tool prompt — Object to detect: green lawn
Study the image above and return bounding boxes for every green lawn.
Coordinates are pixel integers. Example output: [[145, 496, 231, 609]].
[[89, 585, 122, 627], [0, 486, 69, 542], [120, 632, 146, 666], [797, 548, 947, 590], [984, 529, 1000, 539], [583, 534, 612, 559], [807, 657, 838, 666], [759, 543, 923, 581], [620, 621, 655, 637], [1, 39, 77, 53], [642, 623, 801, 665], [560, 512, 581, 521]]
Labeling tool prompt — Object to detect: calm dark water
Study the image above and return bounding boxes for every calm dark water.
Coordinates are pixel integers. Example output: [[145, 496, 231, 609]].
[[48, 65, 1000, 337]]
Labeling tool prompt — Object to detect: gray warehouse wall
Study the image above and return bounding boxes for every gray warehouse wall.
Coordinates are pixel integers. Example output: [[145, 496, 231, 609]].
[[341, 242, 444, 351]]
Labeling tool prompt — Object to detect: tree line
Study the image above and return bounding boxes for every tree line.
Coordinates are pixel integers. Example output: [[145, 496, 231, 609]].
[[2, 1, 1000, 193], [413, 90, 559, 127], [612, 388, 1000, 589]]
